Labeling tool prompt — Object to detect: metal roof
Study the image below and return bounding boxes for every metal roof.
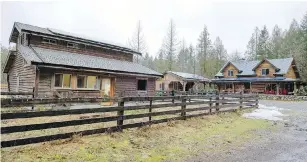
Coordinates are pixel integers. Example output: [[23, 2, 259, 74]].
[[9, 22, 141, 55], [166, 71, 210, 82], [212, 77, 298, 82], [215, 58, 293, 77], [18, 45, 162, 77]]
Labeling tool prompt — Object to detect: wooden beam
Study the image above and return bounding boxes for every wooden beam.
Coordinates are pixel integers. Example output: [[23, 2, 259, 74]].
[[34, 69, 40, 98]]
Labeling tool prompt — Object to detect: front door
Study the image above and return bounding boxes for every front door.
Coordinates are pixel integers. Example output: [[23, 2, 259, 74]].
[[100, 78, 114, 105]]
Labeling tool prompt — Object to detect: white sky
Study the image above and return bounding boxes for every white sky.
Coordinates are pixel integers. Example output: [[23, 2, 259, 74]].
[[1, 0, 307, 57]]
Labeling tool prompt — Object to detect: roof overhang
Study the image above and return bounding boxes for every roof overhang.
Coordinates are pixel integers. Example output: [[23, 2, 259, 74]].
[[2, 51, 17, 73], [35, 63, 162, 78], [220, 61, 240, 72]]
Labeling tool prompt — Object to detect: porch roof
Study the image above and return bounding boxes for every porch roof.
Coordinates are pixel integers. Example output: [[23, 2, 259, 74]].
[[211, 77, 299, 83]]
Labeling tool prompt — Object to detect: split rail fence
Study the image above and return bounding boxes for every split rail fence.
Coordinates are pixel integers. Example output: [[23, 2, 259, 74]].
[[1, 93, 259, 148]]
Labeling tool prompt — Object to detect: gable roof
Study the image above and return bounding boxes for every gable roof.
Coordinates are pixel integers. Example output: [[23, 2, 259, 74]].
[[166, 71, 210, 82], [9, 22, 141, 55], [251, 58, 279, 71], [215, 58, 294, 77], [13, 45, 162, 77]]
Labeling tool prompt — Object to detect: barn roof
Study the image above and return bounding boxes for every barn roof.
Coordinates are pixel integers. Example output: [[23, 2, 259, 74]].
[[9, 22, 141, 55], [16, 45, 162, 77], [215, 58, 294, 77], [166, 71, 210, 82]]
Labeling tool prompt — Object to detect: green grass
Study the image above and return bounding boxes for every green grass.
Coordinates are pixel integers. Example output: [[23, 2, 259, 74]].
[[1, 110, 273, 162]]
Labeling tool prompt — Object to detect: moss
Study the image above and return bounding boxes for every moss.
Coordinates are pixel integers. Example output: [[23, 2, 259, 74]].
[[1, 111, 272, 162]]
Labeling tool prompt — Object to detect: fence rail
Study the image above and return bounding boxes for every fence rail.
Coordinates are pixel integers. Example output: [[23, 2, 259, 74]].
[[1, 93, 259, 148]]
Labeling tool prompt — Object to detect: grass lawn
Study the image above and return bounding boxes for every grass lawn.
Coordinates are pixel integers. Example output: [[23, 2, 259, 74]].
[[1, 109, 273, 162]]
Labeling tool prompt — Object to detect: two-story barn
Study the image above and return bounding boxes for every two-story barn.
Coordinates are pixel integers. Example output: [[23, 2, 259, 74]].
[[212, 58, 301, 95], [3, 22, 162, 98]]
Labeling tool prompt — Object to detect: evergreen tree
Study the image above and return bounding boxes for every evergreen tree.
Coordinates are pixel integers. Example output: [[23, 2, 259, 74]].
[[245, 27, 260, 60], [196, 25, 211, 75], [258, 26, 271, 58], [270, 25, 283, 58]]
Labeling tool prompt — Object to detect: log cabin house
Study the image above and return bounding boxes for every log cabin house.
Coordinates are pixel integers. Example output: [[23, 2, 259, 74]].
[[212, 58, 301, 95], [3, 22, 162, 98], [156, 71, 210, 92]]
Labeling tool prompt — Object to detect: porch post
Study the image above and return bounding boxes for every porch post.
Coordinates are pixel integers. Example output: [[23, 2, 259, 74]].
[[250, 82, 252, 94], [276, 83, 280, 95], [294, 82, 297, 93], [232, 82, 235, 93], [34, 69, 40, 98], [183, 81, 186, 91]]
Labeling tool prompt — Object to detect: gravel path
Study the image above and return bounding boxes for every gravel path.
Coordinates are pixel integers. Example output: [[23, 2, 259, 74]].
[[188, 100, 307, 162]]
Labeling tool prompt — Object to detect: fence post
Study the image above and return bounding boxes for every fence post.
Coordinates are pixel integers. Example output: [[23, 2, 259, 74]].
[[239, 91, 243, 109], [117, 98, 125, 131], [255, 93, 259, 108], [209, 96, 212, 114], [215, 91, 219, 112], [149, 99, 152, 121], [181, 97, 187, 120]]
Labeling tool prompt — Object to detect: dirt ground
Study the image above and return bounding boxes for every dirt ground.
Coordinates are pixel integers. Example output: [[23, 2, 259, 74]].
[[188, 100, 307, 162]]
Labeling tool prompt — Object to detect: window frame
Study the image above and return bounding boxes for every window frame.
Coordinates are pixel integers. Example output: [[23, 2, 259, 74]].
[[76, 75, 100, 90], [261, 68, 269, 76], [137, 79, 147, 91], [54, 73, 72, 89], [42, 37, 57, 45], [67, 42, 79, 49], [228, 70, 234, 76]]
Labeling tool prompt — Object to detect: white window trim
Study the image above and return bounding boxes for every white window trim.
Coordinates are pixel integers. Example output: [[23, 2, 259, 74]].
[[261, 68, 269, 76], [54, 73, 72, 89], [228, 70, 234, 76]]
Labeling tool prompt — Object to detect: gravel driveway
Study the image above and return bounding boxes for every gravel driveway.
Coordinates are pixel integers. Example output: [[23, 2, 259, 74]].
[[189, 100, 307, 162]]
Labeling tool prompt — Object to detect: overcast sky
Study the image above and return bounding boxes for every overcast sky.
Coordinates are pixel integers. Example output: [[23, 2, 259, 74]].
[[1, 0, 307, 57]]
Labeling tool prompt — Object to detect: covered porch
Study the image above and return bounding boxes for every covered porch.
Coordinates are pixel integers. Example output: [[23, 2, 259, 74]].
[[212, 77, 301, 95]]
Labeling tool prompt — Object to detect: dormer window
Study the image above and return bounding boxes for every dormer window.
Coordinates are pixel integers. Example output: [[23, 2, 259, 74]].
[[67, 42, 79, 49], [261, 68, 269, 76], [228, 70, 234, 76], [42, 38, 57, 45]]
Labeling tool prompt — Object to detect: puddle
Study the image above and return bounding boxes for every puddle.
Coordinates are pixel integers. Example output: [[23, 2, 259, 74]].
[[242, 104, 286, 121]]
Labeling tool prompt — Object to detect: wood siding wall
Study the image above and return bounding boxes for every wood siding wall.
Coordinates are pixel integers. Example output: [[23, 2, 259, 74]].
[[8, 51, 36, 93], [285, 65, 296, 79], [223, 63, 238, 78], [255, 60, 275, 77], [29, 35, 133, 62], [115, 76, 156, 97]]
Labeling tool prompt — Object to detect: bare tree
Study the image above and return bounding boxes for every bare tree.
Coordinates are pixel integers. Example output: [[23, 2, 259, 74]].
[[162, 19, 178, 71], [127, 20, 147, 63]]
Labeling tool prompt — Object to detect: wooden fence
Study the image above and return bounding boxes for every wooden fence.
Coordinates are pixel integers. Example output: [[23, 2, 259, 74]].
[[1, 93, 259, 148]]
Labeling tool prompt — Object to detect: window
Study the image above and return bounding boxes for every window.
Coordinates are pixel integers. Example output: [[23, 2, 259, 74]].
[[226, 83, 232, 89], [54, 74, 71, 88], [42, 38, 57, 45], [228, 70, 234, 76], [67, 42, 79, 49], [77, 75, 87, 88], [77, 75, 100, 89], [137, 80, 147, 91], [261, 68, 269, 76]]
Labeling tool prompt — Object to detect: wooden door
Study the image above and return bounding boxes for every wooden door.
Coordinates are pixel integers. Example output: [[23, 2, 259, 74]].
[[100, 78, 114, 105]]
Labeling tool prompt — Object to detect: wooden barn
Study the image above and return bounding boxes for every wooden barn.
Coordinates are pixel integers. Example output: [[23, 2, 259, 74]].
[[3, 22, 162, 98], [156, 71, 210, 92], [212, 58, 301, 95]]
